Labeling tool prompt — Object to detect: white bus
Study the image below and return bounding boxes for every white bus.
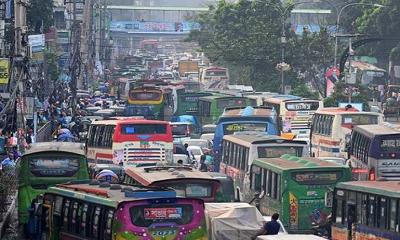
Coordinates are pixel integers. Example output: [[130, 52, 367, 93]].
[[263, 95, 323, 142], [310, 106, 383, 158]]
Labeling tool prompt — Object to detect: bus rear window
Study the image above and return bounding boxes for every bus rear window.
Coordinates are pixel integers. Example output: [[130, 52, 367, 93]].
[[217, 99, 246, 109], [291, 171, 342, 185], [258, 146, 302, 158], [29, 155, 80, 177], [121, 124, 167, 134], [129, 91, 161, 101], [130, 204, 193, 227], [160, 183, 212, 198], [172, 125, 189, 136], [286, 102, 320, 111], [342, 114, 378, 125], [223, 123, 266, 135]]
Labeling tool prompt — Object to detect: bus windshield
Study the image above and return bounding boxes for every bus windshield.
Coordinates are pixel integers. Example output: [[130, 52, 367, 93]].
[[29, 154, 81, 177], [223, 122, 267, 135], [257, 146, 303, 158], [130, 204, 193, 227], [122, 124, 167, 134], [285, 101, 320, 111], [129, 91, 161, 101], [291, 171, 343, 185], [342, 114, 378, 125]]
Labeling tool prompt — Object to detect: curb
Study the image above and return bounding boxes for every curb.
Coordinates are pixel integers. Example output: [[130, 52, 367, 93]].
[[0, 192, 17, 239]]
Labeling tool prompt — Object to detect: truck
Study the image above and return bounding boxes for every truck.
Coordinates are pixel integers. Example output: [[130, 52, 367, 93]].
[[178, 60, 199, 79]]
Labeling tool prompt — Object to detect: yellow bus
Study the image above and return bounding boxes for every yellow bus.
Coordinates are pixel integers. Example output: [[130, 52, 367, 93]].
[[310, 106, 383, 158], [263, 95, 323, 142]]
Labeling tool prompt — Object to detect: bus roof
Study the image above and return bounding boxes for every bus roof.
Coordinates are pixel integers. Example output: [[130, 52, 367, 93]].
[[91, 119, 169, 125], [222, 106, 275, 117], [353, 124, 400, 138], [199, 95, 245, 101], [24, 142, 85, 156], [253, 156, 349, 172], [336, 181, 400, 198], [46, 183, 177, 208], [223, 134, 307, 147], [125, 166, 217, 186], [263, 95, 303, 104], [315, 107, 362, 114]]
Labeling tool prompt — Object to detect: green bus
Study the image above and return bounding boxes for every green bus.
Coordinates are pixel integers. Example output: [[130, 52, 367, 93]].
[[18, 142, 89, 225], [176, 92, 213, 116], [198, 95, 253, 124], [248, 155, 351, 233]]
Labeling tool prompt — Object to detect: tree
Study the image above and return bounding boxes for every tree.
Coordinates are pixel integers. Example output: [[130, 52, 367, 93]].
[[189, 0, 334, 93], [27, 0, 54, 34], [291, 83, 319, 99]]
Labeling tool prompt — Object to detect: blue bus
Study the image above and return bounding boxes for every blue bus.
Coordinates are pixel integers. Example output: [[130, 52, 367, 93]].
[[348, 124, 400, 181], [213, 106, 279, 171]]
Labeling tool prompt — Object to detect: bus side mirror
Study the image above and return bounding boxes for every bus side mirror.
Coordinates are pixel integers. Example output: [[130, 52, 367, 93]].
[[325, 191, 333, 208], [235, 187, 241, 202]]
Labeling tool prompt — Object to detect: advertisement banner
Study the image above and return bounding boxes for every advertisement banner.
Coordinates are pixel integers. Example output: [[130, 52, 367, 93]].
[[110, 21, 200, 33], [0, 59, 9, 84]]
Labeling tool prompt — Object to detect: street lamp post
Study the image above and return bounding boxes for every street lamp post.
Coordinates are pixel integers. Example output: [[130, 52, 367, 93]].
[[333, 3, 385, 67]]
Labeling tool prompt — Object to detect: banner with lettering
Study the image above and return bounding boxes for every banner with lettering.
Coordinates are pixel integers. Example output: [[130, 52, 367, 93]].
[[0, 59, 9, 84]]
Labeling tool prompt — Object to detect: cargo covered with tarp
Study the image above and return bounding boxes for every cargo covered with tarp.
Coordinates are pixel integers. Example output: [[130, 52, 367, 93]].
[[205, 203, 265, 240]]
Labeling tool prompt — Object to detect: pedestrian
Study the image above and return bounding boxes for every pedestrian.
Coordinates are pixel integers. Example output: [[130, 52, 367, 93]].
[[254, 213, 281, 238], [199, 155, 208, 172]]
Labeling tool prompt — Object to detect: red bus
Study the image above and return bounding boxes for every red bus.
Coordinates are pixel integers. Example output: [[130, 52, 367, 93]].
[[86, 119, 173, 166]]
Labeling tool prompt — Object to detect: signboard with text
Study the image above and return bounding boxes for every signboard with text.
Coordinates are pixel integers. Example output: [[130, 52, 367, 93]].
[[0, 59, 9, 84]]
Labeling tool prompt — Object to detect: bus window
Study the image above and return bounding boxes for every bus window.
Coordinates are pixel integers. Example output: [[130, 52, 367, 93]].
[[81, 203, 89, 236], [257, 146, 302, 158], [71, 201, 79, 233], [91, 206, 102, 238], [250, 165, 261, 192], [62, 199, 71, 230], [367, 195, 376, 227], [336, 197, 344, 224], [390, 199, 397, 231], [29, 154, 80, 177], [378, 197, 388, 229], [122, 124, 166, 134], [104, 209, 114, 239]]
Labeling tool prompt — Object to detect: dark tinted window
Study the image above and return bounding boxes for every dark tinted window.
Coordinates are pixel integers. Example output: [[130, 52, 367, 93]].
[[121, 124, 167, 134]]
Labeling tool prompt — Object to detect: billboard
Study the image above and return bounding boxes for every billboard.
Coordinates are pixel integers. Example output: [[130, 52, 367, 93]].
[[0, 59, 9, 84], [110, 21, 200, 34]]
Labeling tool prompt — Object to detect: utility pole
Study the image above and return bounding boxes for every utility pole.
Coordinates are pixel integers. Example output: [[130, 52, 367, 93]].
[[66, 0, 82, 109]]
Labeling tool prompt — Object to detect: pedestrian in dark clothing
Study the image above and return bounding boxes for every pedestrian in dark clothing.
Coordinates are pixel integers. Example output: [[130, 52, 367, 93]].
[[199, 155, 208, 172], [253, 213, 280, 239], [263, 213, 280, 235]]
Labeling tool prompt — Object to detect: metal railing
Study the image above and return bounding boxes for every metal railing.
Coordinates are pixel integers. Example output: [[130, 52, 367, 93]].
[[35, 121, 54, 143]]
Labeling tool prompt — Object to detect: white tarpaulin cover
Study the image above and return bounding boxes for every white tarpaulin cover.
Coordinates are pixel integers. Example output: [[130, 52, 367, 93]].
[[205, 203, 265, 240]]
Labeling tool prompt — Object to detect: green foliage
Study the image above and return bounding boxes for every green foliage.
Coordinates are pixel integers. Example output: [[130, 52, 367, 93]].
[[44, 50, 59, 81], [323, 81, 370, 111], [339, 0, 400, 63], [291, 83, 319, 99], [189, 0, 334, 93], [27, 0, 54, 33]]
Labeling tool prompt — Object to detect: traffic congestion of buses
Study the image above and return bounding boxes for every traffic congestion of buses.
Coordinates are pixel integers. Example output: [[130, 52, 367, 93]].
[[15, 49, 400, 240]]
